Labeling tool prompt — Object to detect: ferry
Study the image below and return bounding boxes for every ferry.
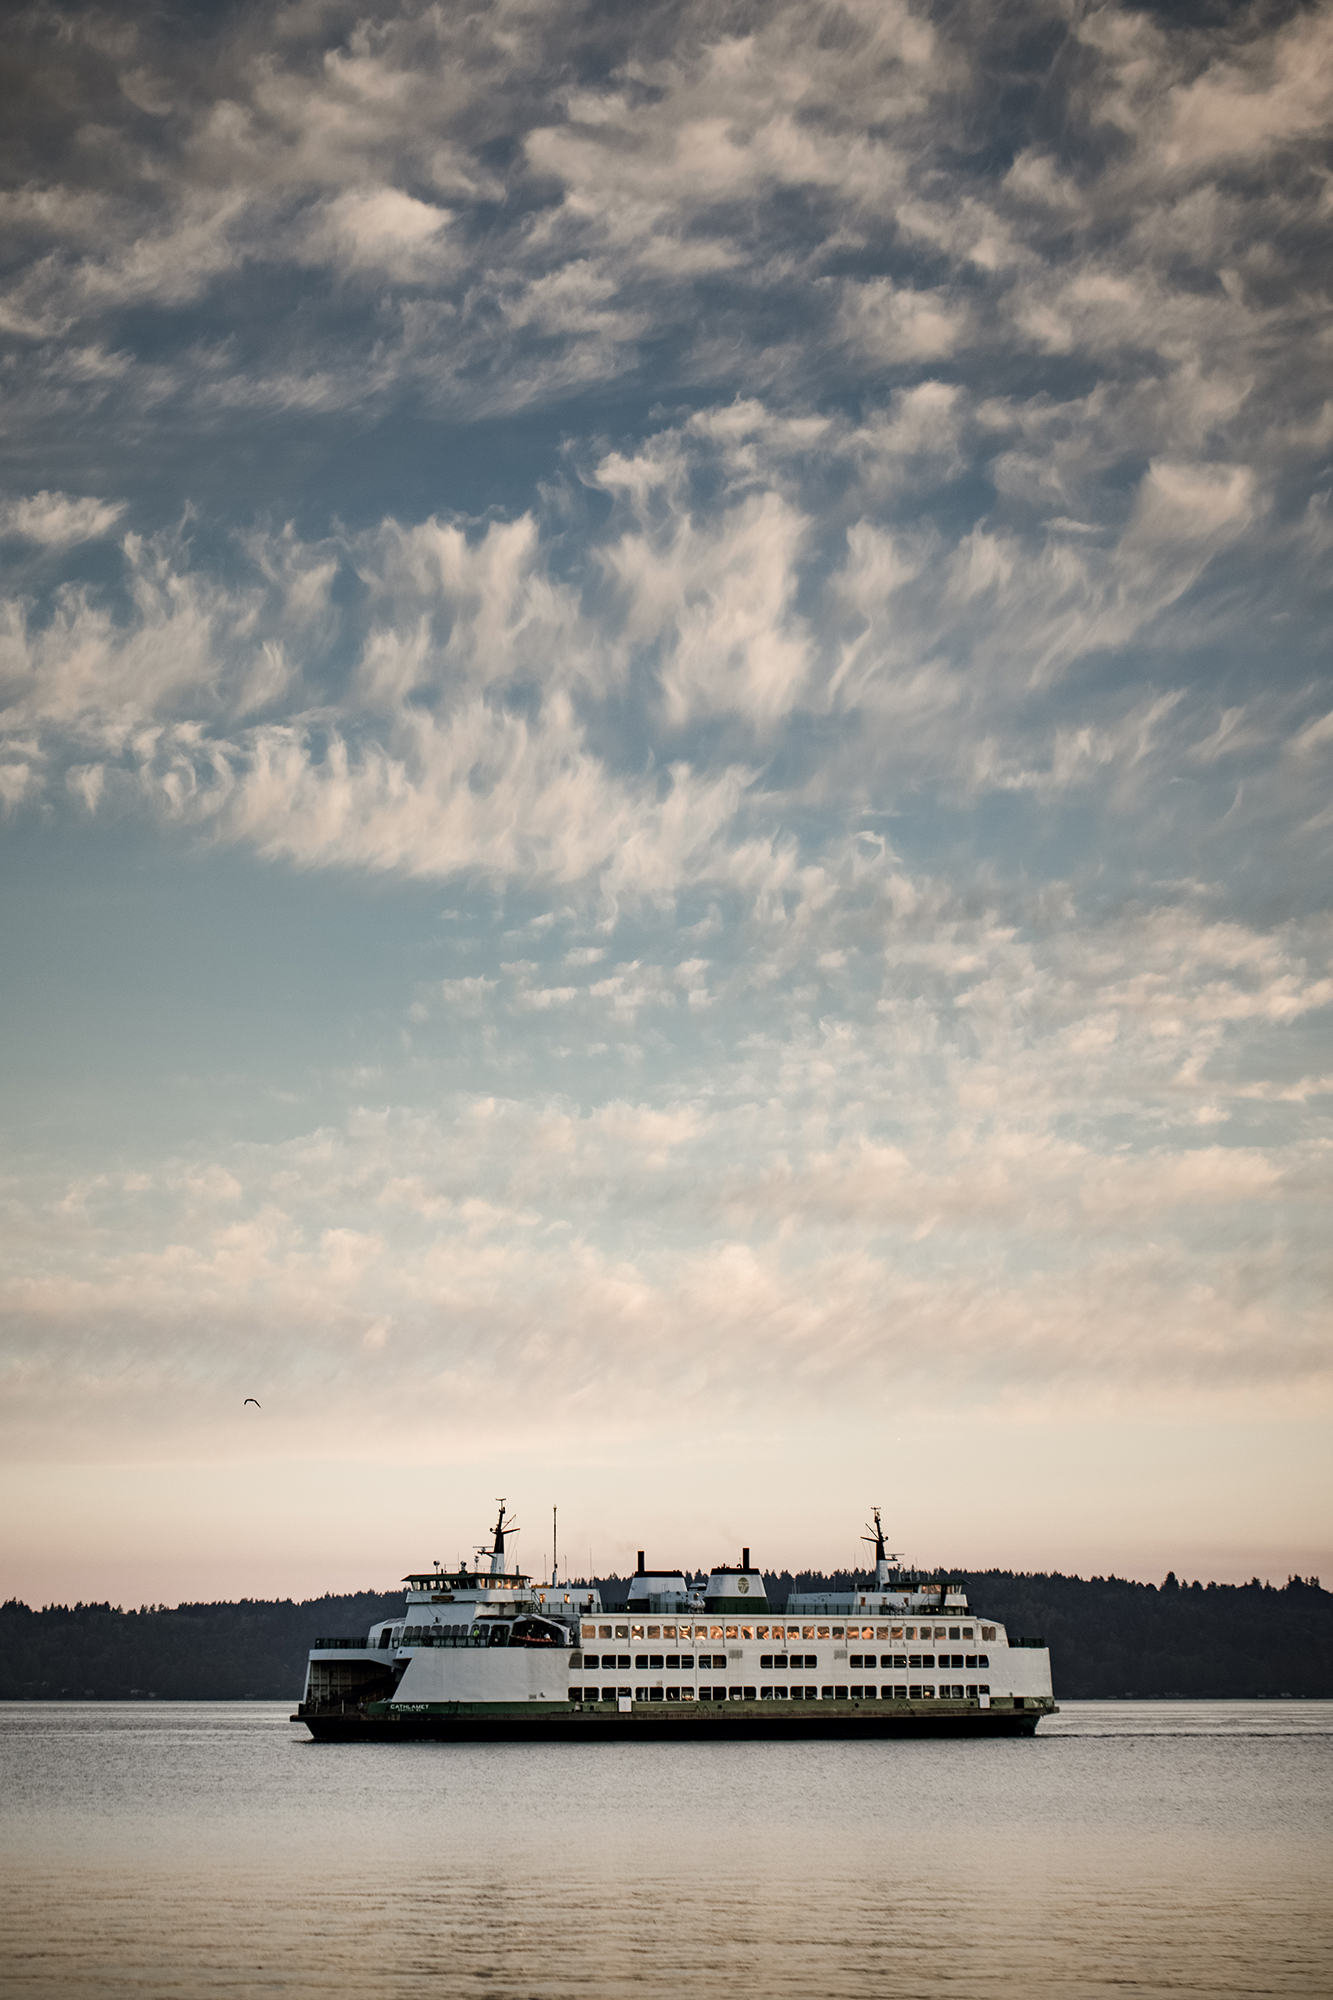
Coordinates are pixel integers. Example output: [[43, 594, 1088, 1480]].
[[293, 1505, 1056, 1739]]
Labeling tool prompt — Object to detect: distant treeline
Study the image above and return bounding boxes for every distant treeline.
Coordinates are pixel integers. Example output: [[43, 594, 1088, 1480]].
[[1, 1570, 1328, 1701]]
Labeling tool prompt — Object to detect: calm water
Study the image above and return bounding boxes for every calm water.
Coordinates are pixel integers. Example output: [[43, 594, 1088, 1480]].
[[2, 1702, 1330, 1998]]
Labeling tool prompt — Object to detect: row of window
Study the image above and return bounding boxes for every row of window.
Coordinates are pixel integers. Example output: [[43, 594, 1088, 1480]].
[[583, 1622, 995, 1642], [848, 1652, 989, 1669], [567, 1685, 992, 1704], [577, 1650, 987, 1674], [579, 1652, 821, 1671]]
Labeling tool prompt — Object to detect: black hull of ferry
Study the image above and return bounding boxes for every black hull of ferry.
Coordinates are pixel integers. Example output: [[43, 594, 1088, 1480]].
[[294, 1702, 1053, 1742]]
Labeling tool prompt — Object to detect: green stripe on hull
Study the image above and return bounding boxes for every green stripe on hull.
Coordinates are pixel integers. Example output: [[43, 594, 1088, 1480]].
[[296, 1702, 1054, 1741], [376, 1698, 1052, 1720]]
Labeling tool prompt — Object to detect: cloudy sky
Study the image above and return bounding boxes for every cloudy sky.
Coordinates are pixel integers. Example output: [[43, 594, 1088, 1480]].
[[2, 0, 1330, 1607]]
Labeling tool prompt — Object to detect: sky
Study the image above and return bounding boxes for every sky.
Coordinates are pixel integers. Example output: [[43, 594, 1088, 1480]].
[[1, 0, 1330, 1609]]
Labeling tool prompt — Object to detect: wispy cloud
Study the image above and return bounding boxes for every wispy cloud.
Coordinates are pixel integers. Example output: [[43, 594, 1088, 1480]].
[[0, 492, 126, 547], [1, 0, 1330, 1582]]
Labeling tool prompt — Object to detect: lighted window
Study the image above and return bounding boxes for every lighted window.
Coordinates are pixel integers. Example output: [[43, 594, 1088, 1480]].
[[741, 1626, 754, 1639], [631, 1624, 644, 1638], [802, 1626, 815, 1639], [817, 1627, 830, 1639], [615, 1625, 629, 1640], [710, 1625, 723, 1639], [599, 1625, 612, 1639], [726, 1626, 739, 1639], [647, 1625, 660, 1638], [581, 1624, 596, 1639], [662, 1625, 676, 1639]]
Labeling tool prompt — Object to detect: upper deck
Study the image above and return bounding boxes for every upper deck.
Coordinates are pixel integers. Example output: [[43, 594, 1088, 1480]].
[[297, 1507, 1055, 1726]]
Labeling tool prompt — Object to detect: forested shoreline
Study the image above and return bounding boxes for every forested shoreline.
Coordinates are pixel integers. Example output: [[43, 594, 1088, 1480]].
[[1, 1570, 1327, 1702]]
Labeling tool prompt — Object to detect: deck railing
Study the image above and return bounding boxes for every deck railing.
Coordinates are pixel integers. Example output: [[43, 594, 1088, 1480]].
[[310, 1628, 570, 1651]]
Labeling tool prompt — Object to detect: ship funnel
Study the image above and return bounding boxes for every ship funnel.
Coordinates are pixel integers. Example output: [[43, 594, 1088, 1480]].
[[627, 1560, 690, 1611], [705, 1552, 766, 1614]]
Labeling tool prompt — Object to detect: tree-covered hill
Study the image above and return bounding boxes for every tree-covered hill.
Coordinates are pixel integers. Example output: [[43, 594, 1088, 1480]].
[[1, 1571, 1327, 1701], [0, 1591, 402, 1701]]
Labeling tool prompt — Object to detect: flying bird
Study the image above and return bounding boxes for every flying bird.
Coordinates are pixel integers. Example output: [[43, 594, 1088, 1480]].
[[243, 1398, 261, 1408]]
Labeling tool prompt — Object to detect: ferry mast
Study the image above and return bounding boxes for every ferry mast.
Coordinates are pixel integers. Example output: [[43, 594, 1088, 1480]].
[[862, 1506, 904, 1590]]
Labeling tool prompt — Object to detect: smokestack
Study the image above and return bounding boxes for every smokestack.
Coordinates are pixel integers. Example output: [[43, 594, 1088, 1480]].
[[742, 1547, 750, 1570], [637, 1551, 645, 1575]]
